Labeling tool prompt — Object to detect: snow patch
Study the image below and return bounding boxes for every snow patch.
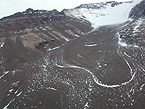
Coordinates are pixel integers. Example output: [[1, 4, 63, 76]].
[[75, 34, 80, 37], [15, 90, 18, 94], [42, 65, 48, 72], [3, 98, 15, 109], [17, 91, 22, 97], [117, 33, 139, 48], [46, 87, 57, 91], [140, 84, 145, 90], [118, 38, 128, 47], [84, 102, 89, 108], [124, 52, 131, 57], [133, 18, 142, 32], [9, 89, 14, 93], [85, 43, 97, 47], [48, 42, 67, 52], [63, 37, 71, 41], [0, 71, 9, 79], [0, 42, 4, 48], [12, 81, 20, 87], [104, 64, 107, 66]]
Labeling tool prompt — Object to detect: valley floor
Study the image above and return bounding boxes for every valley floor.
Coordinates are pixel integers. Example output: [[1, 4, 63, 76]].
[[0, 24, 145, 108]]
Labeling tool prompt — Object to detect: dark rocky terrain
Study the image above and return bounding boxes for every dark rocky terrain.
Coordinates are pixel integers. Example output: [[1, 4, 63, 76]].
[[129, 0, 145, 19], [0, 8, 92, 71], [0, 0, 145, 109]]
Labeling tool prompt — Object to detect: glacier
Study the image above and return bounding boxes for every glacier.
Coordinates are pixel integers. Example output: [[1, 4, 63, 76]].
[[64, 0, 143, 28]]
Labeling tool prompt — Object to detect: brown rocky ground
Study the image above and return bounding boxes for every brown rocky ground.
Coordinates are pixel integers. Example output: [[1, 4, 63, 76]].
[[0, 22, 144, 108], [0, 6, 145, 109], [0, 9, 93, 108], [0, 9, 92, 71]]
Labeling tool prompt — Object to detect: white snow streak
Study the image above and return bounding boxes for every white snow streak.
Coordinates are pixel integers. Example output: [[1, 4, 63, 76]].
[[133, 18, 142, 32], [124, 52, 131, 57], [84, 102, 89, 108], [46, 87, 57, 91], [118, 37, 128, 47], [85, 44, 97, 47], [75, 34, 80, 37], [63, 37, 71, 41], [0, 42, 4, 48], [17, 91, 22, 97], [140, 84, 145, 90], [55, 61, 135, 88], [3, 98, 15, 109], [0, 71, 9, 79]]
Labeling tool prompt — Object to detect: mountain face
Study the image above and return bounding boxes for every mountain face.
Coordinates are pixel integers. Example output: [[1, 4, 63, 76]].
[[129, 0, 145, 18], [0, 0, 145, 109], [0, 8, 92, 71], [0, 8, 65, 31]]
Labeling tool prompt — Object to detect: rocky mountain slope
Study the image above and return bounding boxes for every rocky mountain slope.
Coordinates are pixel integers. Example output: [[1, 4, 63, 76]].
[[129, 0, 145, 18], [0, 8, 92, 71], [0, 0, 145, 109]]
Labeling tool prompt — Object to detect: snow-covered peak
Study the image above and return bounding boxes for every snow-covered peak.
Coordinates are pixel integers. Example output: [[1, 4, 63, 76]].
[[75, 1, 125, 9], [64, 0, 143, 28]]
